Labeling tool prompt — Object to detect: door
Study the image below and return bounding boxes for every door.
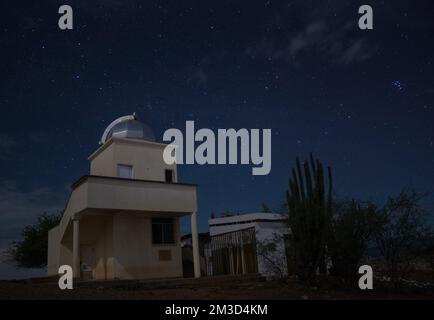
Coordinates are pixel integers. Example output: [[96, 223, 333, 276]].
[[80, 245, 96, 279]]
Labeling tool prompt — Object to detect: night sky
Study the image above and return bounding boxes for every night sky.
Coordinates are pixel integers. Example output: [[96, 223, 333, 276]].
[[1, 0, 434, 279]]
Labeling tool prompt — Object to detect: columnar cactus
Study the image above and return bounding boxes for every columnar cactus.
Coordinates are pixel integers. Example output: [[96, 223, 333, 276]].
[[286, 153, 332, 283]]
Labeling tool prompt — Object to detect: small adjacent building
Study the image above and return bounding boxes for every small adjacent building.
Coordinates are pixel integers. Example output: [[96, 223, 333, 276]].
[[205, 213, 289, 277], [47, 114, 200, 280]]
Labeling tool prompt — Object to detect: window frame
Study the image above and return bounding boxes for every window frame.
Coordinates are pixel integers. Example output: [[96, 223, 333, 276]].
[[117, 164, 133, 179], [151, 218, 176, 245]]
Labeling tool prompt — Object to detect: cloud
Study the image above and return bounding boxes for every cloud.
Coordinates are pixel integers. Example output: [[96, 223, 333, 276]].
[[246, 16, 377, 66], [426, 87, 434, 96], [187, 69, 208, 86], [0, 135, 17, 160], [0, 135, 17, 149], [288, 21, 326, 56], [28, 132, 51, 144], [339, 38, 376, 65], [0, 133, 51, 160], [0, 180, 66, 261], [186, 51, 229, 87], [0, 182, 65, 235]]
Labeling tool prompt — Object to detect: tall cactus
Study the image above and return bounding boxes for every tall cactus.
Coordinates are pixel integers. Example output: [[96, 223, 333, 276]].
[[286, 153, 332, 283]]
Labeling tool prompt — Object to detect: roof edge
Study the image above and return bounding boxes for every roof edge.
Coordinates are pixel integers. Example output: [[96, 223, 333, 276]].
[[88, 137, 170, 161], [71, 174, 198, 190]]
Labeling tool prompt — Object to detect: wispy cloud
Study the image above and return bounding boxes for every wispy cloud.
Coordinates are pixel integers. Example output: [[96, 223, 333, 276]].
[[339, 38, 377, 65], [0, 135, 17, 160], [188, 69, 208, 86], [0, 132, 51, 160], [246, 19, 377, 66], [426, 87, 434, 96], [288, 21, 326, 56], [0, 135, 17, 149], [0, 180, 66, 260], [246, 0, 378, 67], [28, 132, 51, 144]]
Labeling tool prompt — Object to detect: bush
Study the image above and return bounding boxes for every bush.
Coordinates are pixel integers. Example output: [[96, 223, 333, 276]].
[[373, 190, 432, 286], [5, 212, 62, 268], [328, 199, 377, 285]]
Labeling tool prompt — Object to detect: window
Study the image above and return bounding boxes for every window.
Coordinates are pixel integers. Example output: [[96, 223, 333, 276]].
[[117, 164, 133, 179], [165, 169, 173, 183], [152, 218, 175, 244]]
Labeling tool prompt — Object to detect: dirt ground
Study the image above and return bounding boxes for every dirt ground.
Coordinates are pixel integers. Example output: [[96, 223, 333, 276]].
[[0, 274, 433, 300]]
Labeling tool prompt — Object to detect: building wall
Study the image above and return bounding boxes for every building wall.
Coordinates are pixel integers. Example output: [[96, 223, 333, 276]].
[[47, 226, 60, 276], [48, 213, 183, 280], [105, 217, 115, 279], [112, 214, 183, 279], [59, 242, 73, 271], [86, 177, 197, 213], [79, 215, 113, 280], [89, 142, 115, 177], [255, 221, 289, 276], [209, 213, 285, 236], [47, 231, 74, 277], [89, 138, 177, 182], [209, 221, 257, 237], [48, 215, 113, 279], [207, 213, 289, 277]]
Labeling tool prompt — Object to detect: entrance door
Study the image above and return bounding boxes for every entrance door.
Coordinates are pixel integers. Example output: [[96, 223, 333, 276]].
[[80, 245, 96, 279]]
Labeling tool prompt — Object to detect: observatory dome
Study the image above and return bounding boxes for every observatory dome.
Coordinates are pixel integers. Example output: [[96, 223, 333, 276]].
[[101, 114, 156, 144]]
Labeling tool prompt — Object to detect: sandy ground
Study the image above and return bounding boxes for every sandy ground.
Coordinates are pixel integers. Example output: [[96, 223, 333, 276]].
[[0, 274, 433, 300]]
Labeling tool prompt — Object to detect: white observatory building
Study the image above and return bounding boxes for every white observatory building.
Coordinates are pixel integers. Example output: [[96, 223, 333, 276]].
[[47, 114, 200, 280]]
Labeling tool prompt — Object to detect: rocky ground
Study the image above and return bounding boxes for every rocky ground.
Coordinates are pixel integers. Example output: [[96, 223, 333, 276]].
[[0, 274, 433, 300]]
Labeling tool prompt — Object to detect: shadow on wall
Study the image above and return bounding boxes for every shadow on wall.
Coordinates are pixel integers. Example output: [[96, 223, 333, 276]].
[[181, 232, 210, 277]]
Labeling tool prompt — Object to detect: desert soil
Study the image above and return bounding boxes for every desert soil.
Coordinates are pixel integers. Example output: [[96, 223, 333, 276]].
[[0, 274, 433, 300]]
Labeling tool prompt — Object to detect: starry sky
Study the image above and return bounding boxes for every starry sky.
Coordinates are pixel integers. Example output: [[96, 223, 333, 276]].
[[1, 0, 434, 279]]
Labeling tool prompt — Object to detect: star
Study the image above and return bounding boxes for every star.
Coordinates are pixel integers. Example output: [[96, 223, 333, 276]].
[[392, 80, 404, 91]]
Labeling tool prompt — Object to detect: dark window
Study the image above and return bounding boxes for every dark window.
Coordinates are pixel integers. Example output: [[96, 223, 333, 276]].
[[165, 169, 173, 183], [152, 218, 175, 244]]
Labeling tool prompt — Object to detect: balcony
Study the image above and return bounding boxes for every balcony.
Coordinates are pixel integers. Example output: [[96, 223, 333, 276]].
[[58, 175, 198, 240]]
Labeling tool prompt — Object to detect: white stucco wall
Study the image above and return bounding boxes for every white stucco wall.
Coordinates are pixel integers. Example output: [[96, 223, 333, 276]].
[[89, 138, 177, 182], [208, 213, 289, 277], [112, 214, 183, 279], [47, 226, 60, 276], [255, 221, 289, 276]]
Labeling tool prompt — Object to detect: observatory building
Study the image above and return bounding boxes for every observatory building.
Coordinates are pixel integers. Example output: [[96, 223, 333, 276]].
[[47, 114, 200, 280]]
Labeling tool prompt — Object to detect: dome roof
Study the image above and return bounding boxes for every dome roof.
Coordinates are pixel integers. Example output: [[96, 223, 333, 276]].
[[100, 114, 155, 144]]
